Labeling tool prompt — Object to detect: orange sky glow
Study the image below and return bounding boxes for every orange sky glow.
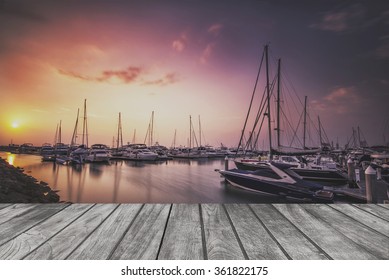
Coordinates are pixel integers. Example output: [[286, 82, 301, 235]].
[[1, 1, 388, 148]]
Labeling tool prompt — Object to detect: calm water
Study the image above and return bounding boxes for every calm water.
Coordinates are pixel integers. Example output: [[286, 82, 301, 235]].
[[1, 152, 286, 203]]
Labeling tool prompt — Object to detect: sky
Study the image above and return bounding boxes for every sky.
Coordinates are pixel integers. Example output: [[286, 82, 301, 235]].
[[1, 0, 389, 149]]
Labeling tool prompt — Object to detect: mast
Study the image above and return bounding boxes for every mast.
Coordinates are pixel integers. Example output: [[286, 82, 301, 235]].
[[303, 96, 307, 149], [58, 120, 62, 143], [276, 58, 281, 148], [132, 129, 136, 143], [54, 123, 59, 145], [151, 111, 154, 147], [265, 44, 273, 159], [71, 108, 80, 147], [357, 126, 361, 147], [116, 112, 123, 150], [172, 129, 177, 148], [189, 115, 192, 149], [318, 116, 322, 146], [82, 99, 88, 148], [199, 115, 202, 147]]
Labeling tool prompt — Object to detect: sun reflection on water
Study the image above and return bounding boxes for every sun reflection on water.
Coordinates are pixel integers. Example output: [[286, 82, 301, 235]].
[[6, 153, 15, 166]]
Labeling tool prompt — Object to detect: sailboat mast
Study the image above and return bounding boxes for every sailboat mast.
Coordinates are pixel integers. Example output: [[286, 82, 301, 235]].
[[71, 108, 80, 146], [132, 129, 136, 143], [303, 96, 307, 149], [151, 111, 154, 147], [199, 115, 202, 147], [318, 116, 322, 146], [59, 120, 62, 143], [116, 112, 122, 150], [82, 99, 88, 148], [189, 115, 192, 149], [265, 44, 273, 159], [276, 58, 281, 148]]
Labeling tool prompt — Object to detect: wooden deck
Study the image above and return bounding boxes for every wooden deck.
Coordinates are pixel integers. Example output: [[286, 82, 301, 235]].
[[0, 203, 388, 260]]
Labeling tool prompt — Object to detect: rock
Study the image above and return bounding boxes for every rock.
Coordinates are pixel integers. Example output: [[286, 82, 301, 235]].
[[0, 158, 60, 203]]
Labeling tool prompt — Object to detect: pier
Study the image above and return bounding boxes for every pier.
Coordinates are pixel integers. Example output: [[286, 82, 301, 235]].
[[0, 203, 388, 260]]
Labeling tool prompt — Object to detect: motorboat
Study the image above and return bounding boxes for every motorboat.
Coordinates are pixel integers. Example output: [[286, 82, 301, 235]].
[[85, 144, 111, 163], [220, 161, 334, 202], [234, 155, 348, 186]]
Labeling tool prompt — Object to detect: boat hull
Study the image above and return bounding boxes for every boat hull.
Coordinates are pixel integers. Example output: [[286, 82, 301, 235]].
[[220, 169, 333, 202]]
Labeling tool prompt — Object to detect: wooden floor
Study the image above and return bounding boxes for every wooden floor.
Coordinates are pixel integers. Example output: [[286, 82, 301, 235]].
[[0, 203, 388, 260]]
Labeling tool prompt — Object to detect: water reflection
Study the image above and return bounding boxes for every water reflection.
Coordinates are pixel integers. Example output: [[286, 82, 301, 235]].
[[0, 152, 287, 203], [6, 153, 15, 166]]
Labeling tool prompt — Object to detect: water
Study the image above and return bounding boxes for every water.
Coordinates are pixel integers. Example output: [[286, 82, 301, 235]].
[[1, 152, 285, 203]]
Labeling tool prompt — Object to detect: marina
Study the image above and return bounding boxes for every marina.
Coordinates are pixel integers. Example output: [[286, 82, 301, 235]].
[[0, 203, 388, 260]]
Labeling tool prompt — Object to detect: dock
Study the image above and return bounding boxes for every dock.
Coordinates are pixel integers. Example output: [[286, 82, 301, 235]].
[[0, 203, 388, 260]]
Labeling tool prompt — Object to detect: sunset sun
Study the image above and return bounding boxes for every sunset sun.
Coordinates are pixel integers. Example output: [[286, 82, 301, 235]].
[[11, 122, 19, 128]]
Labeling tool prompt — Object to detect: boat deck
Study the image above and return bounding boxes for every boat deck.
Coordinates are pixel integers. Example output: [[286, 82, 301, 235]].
[[0, 203, 388, 260]]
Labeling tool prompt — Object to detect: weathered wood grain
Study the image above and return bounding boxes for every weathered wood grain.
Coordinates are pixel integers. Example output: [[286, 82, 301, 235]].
[[0, 204, 38, 225], [301, 204, 389, 259], [353, 204, 389, 221], [0, 204, 93, 259], [67, 204, 143, 260], [224, 204, 288, 260], [328, 204, 389, 237], [110, 204, 171, 260], [23, 204, 118, 260], [274, 204, 377, 259], [0, 204, 12, 210], [201, 204, 245, 259], [157, 204, 204, 260], [250, 204, 329, 260], [379, 204, 389, 209], [0, 204, 68, 247]]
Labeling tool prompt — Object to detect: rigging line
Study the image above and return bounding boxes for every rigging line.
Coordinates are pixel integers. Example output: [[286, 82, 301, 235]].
[[236, 46, 265, 155], [244, 73, 277, 154], [289, 109, 304, 147], [252, 75, 278, 150], [244, 74, 274, 151], [280, 105, 304, 148]]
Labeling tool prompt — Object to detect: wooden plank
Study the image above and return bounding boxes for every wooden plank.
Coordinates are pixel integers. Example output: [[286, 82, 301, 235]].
[[301, 204, 389, 259], [201, 204, 245, 260], [110, 204, 171, 260], [67, 204, 143, 260], [250, 204, 329, 260], [24, 204, 118, 260], [0, 204, 68, 246], [328, 204, 389, 237], [0, 204, 39, 225], [224, 204, 288, 260], [353, 204, 389, 221], [158, 204, 204, 260], [0, 204, 93, 259], [0, 204, 12, 210], [273, 204, 377, 259], [379, 204, 389, 209]]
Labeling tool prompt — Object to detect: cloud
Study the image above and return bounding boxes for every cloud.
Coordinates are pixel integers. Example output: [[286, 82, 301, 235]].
[[172, 33, 188, 52], [58, 66, 179, 87], [200, 43, 216, 65], [310, 4, 366, 33], [143, 72, 180, 86], [97, 67, 142, 83], [312, 86, 362, 114], [208, 23, 223, 36]]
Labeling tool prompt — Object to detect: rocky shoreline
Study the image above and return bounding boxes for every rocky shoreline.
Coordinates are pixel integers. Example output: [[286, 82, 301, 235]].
[[0, 158, 60, 203]]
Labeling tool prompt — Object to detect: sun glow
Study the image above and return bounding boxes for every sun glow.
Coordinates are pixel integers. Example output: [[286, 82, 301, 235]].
[[11, 122, 19, 128]]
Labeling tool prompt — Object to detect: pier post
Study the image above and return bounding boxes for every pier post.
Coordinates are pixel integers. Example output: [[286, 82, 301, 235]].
[[365, 165, 377, 203], [224, 156, 229, 170], [347, 158, 355, 181], [377, 167, 382, 180], [355, 168, 360, 182]]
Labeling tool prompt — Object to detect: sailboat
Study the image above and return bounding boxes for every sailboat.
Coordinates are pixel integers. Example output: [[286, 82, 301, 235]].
[[219, 45, 336, 199], [69, 99, 89, 164]]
